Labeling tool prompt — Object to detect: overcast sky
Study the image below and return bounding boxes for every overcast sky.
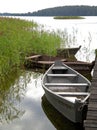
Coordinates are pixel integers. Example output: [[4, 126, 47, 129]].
[[0, 0, 97, 13]]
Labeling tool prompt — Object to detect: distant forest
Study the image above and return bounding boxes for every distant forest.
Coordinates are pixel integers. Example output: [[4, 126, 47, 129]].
[[1, 6, 97, 16]]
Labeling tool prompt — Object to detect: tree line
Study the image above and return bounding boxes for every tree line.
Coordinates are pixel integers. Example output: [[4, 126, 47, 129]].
[[0, 6, 97, 16]]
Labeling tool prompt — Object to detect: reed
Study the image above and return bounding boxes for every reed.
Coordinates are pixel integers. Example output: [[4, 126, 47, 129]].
[[0, 17, 62, 80]]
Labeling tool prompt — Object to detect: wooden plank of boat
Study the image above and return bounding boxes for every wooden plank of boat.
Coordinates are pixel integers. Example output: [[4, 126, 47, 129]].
[[52, 66, 68, 70], [25, 55, 41, 60], [25, 60, 94, 73], [64, 60, 95, 72], [57, 45, 81, 57], [45, 83, 88, 86], [37, 60, 55, 64], [42, 60, 91, 123], [47, 74, 77, 77], [37, 58, 67, 64], [54, 92, 90, 96], [24, 53, 95, 73]]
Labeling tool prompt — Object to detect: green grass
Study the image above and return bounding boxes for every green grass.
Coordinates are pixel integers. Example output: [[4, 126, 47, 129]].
[[54, 16, 85, 19], [0, 17, 62, 80]]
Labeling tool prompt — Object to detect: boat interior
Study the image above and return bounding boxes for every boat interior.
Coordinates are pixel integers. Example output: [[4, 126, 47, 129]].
[[44, 61, 90, 102]]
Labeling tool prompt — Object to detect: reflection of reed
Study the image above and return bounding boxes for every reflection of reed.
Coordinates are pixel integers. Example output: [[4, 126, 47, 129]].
[[0, 70, 37, 123], [0, 70, 42, 123], [41, 95, 84, 130]]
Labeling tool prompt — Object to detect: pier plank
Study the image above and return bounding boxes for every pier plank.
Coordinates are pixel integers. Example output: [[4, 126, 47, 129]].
[[84, 58, 97, 130], [85, 128, 97, 130]]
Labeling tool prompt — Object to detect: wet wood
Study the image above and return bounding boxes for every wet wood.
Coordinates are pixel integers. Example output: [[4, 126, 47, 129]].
[[84, 58, 97, 130], [25, 55, 41, 60], [37, 58, 67, 64], [56, 45, 81, 58], [24, 54, 94, 74]]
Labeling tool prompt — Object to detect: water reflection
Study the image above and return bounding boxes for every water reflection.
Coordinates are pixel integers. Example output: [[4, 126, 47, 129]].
[[0, 70, 89, 130], [0, 70, 42, 123], [41, 95, 84, 130], [0, 70, 56, 130], [17, 16, 97, 62], [0, 69, 25, 123]]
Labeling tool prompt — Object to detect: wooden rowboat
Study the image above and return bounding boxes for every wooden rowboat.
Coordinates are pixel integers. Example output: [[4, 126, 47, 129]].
[[56, 45, 81, 58], [41, 95, 84, 129], [42, 60, 91, 123], [25, 54, 95, 73]]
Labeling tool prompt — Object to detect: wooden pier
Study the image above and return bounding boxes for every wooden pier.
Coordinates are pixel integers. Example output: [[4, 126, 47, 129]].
[[84, 58, 97, 130]]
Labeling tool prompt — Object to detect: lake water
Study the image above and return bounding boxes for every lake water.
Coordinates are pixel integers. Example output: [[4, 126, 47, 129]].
[[13, 16, 97, 62], [0, 16, 97, 130], [0, 70, 84, 130]]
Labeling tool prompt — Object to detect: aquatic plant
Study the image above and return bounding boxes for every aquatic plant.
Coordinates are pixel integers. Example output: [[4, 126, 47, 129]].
[[0, 17, 62, 80]]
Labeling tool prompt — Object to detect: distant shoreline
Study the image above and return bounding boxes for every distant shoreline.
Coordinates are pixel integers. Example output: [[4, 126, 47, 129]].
[[0, 5, 97, 16]]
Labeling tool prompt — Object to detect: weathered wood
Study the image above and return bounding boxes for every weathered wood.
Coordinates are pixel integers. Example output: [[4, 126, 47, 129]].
[[86, 116, 97, 120], [89, 95, 97, 100], [88, 104, 97, 110], [84, 120, 97, 127], [87, 111, 97, 116], [85, 128, 97, 130], [47, 73, 77, 77], [37, 58, 67, 64], [48, 86, 81, 92], [43, 60, 91, 123], [24, 54, 94, 73], [90, 90, 97, 94], [54, 92, 89, 96], [52, 66, 68, 70], [84, 58, 97, 130], [45, 83, 88, 86], [56, 45, 81, 58], [25, 55, 41, 60], [88, 103, 97, 107]]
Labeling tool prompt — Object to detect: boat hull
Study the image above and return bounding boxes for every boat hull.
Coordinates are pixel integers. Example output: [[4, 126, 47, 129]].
[[42, 61, 91, 123], [56, 45, 81, 58], [25, 59, 94, 74], [43, 87, 87, 123]]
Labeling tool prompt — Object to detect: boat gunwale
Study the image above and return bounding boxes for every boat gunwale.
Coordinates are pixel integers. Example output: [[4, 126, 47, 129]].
[[42, 61, 91, 104]]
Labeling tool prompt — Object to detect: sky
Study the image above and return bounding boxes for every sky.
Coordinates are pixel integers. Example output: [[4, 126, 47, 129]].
[[0, 0, 97, 13]]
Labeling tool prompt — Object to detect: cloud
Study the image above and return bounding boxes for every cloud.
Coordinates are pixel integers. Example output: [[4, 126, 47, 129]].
[[0, 0, 97, 13]]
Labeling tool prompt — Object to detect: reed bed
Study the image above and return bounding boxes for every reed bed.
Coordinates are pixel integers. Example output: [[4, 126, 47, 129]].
[[0, 17, 62, 81]]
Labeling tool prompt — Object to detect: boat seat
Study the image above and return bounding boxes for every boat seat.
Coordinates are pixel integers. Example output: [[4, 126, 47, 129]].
[[37, 59, 67, 64], [47, 74, 77, 77], [52, 66, 68, 70], [54, 92, 89, 96], [48, 86, 81, 91], [45, 83, 88, 86]]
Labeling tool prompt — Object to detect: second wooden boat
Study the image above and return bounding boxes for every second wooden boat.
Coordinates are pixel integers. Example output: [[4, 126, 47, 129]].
[[25, 54, 94, 73], [56, 45, 81, 58]]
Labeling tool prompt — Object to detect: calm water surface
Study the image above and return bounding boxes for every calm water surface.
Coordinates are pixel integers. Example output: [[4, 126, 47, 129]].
[[0, 16, 96, 130], [0, 71, 55, 130], [10, 16, 97, 62], [29, 16, 97, 62], [0, 70, 84, 130]]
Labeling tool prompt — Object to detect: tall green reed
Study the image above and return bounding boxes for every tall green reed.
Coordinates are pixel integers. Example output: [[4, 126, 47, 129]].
[[0, 17, 62, 81]]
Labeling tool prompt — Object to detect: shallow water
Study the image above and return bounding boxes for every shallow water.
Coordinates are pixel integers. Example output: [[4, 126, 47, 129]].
[[0, 70, 84, 130], [13, 16, 97, 62]]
